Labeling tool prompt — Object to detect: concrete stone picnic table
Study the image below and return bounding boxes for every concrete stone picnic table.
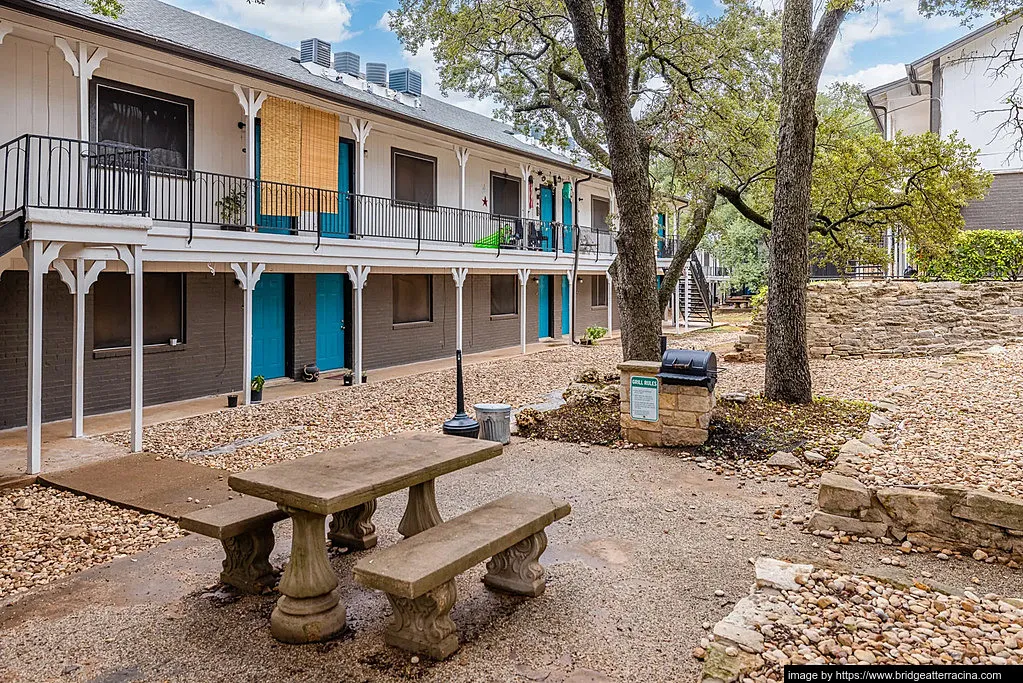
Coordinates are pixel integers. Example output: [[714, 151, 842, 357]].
[[227, 431, 503, 643]]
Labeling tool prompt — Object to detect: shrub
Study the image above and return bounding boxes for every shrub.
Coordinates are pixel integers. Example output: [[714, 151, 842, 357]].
[[585, 326, 608, 343], [917, 230, 1023, 282], [750, 285, 768, 318]]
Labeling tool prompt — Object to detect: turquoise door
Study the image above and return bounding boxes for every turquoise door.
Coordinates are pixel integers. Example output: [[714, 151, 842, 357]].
[[561, 275, 570, 334], [316, 273, 346, 371], [255, 122, 293, 235], [540, 186, 554, 252], [657, 213, 667, 257], [321, 139, 353, 238], [252, 274, 286, 379], [538, 275, 552, 338], [562, 182, 573, 253]]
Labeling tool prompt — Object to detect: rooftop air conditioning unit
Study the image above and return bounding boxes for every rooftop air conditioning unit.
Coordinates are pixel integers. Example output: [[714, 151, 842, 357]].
[[334, 51, 360, 77], [300, 38, 332, 69], [388, 68, 422, 97], [365, 62, 388, 88]]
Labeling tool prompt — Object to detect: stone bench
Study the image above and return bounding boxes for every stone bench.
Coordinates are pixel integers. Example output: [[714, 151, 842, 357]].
[[353, 492, 570, 659], [179, 497, 288, 593]]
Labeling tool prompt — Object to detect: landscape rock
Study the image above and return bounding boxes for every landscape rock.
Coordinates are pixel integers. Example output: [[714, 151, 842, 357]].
[[766, 451, 802, 470]]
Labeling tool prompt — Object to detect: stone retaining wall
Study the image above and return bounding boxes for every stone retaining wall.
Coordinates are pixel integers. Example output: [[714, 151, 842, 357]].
[[730, 280, 1023, 361], [809, 472, 1023, 558]]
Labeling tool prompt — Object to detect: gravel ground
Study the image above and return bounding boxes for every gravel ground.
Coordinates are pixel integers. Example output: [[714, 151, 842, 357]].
[[3, 440, 1020, 683], [740, 567, 1023, 678], [720, 348, 1023, 497], [0, 486, 182, 599], [101, 329, 738, 472]]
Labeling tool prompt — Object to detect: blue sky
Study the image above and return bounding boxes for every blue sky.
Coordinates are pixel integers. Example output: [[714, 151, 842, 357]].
[[167, 0, 985, 115]]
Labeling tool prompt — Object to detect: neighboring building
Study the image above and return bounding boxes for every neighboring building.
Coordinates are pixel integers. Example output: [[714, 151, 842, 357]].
[[0, 0, 717, 472], [865, 15, 1023, 274]]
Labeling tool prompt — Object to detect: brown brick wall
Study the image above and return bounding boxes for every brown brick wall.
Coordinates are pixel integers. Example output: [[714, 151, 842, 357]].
[[289, 274, 318, 378], [963, 172, 1023, 231], [0, 271, 242, 430], [361, 273, 541, 369]]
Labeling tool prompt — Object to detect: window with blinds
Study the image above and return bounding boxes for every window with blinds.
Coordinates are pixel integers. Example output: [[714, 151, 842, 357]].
[[490, 173, 521, 218], [93, 80, 192, 170], [393, 274, 433, 324]]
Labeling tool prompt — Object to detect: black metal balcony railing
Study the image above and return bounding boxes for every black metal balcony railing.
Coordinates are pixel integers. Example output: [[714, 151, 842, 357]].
[[1, 134, 150, 225], [0, 135, 713, 265]]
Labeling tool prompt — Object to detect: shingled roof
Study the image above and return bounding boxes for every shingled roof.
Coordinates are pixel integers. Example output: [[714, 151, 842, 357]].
[[4, 0, 608, 177]]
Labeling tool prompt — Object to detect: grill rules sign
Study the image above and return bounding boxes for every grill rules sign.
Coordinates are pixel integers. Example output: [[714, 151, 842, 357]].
[[630, 376, 659, 422]]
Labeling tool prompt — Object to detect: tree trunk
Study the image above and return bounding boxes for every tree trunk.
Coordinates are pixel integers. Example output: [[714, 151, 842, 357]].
[[764, 0, 844, 404]]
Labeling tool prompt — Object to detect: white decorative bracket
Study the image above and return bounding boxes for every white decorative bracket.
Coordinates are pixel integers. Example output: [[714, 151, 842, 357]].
[[54, 258, 106, 295], [23, 241, 65, 273], [55, 37, 107, 80], [454, 146, 470, 168], [114, 244, 138, 274], [517, 268, 531, 285], [0, 21, 13, 44], [346, 264, 370, 289], [233, 85, 267, 118], [349, 117, 373, 144], [231, 262, 265, 291], [451, 267, 468, 288]]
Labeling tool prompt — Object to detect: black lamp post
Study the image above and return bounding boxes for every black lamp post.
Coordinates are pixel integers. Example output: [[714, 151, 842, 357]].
[[443, 350, 480, 438]]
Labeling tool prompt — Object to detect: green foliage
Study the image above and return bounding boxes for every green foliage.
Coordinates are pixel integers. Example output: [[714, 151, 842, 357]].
[[585, 326, 608, 342], [251, 375, 265, 392], [85, 0, 124, 17], [917, 230, 1023, 281], [707, 207, 768, 293], [750, 285, 768, 318]]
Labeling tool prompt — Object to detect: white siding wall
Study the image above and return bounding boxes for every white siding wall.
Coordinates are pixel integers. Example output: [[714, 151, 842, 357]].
[[0, 34, 76, 142], [941, 20, 1023, 171]]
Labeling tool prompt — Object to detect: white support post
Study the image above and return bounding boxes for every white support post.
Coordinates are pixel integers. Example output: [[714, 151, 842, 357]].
[[349, 118, 373, 195], [517, 268, 530, 353], [674, 279, 681, 334], [56, 37, 107, 143], [234, 86, 267, 228], [455, 147, 470, 210], [24, 242, 64, 474], [683, 261, 692, 331], [231, 262, 266, 405], [54, 258, 106, 437], [346, 265, 370, 384], [519, 164, 532, 218], [451, 268, 468, 352], [606, 271, 613, 333], [567, 269, 576, 343], [127, 246, 144, 452]]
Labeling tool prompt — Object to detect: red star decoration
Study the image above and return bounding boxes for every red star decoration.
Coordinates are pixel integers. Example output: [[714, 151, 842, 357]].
[[482, 197, 488, 207]]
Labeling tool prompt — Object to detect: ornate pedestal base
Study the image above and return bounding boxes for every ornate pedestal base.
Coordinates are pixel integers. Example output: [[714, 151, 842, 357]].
[[484, 530, 548, 597], [397, 480, 443, 538], [328, 500, 378, 550], [220, 526, 277, 593], [271, 506, 346, 643], [384, 580, 459, 660], [271, 589, 347, 644]]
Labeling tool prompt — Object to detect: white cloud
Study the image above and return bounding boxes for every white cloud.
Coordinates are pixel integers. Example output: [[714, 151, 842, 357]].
[[401, 43, 498, 117], [376, 10, 394, 32], [822, 63, 907, 91], [202, 0, 354, 45]]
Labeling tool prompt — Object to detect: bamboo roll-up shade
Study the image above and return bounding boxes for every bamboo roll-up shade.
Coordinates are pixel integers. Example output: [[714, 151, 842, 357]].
[[300, 106, 339, 213], [259, 97, 340, 215]]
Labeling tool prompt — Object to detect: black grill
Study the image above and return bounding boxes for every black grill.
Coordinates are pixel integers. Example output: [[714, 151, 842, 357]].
[[656, 349, 717, 390]]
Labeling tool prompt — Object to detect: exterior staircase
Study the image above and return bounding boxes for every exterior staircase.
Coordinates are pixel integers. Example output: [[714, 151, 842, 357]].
[[683, 254, 714, 326]]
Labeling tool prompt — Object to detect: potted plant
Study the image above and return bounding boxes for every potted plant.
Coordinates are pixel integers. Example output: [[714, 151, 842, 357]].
[[216, 188, 247, 230], [581, 326, 608, 346], [340, 368, 354, 386], [250, 375, 265, 404], [227, 394, 239, 408]]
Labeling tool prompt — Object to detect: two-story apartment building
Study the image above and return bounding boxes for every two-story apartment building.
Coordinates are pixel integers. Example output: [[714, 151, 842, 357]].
[[0, 0, 717, 474], [865, 14, 1023, 274]]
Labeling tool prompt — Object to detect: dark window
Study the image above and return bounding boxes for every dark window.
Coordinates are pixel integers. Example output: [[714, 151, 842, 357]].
[[93, 273, 185, 349], [393, 274, 432, 324], [392, 150, 436, 206], [490, 275, 518, 316], [591, 276, 608, 307], [93, 80, 192, 170], [490, 174, 520, 218], [591, 197, 611, 232]]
